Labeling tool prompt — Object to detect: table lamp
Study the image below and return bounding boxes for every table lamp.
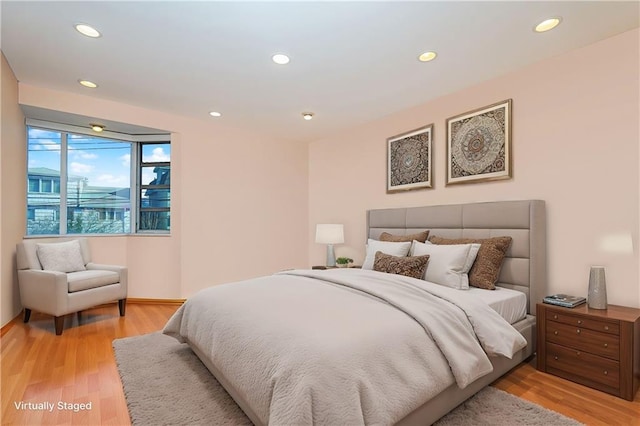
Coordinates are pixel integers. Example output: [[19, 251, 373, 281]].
[[315, 224, 344, 267]]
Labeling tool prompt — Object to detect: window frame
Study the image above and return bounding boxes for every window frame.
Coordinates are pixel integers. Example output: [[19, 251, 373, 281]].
[[137, 142, 171, 233], [25, 119, 171, 237]]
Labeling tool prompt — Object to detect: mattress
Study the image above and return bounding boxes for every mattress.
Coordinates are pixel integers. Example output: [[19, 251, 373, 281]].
[[467, 286, 527, 324]]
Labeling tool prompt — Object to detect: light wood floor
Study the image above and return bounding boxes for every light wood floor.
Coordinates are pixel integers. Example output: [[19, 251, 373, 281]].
[[1, 303, 639, 425]]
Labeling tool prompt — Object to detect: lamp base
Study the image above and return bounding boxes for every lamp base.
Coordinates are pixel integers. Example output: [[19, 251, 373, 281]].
[[326, 244, 336, 267]]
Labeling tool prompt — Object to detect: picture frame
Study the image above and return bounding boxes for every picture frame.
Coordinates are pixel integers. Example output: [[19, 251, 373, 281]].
[[387, 124, 433, 192], [446, 99, 512, 185]]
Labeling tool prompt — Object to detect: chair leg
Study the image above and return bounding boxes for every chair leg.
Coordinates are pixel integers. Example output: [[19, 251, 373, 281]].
[[118, 298, 126, 316], [23, 309, 32, 323], [54, 316, 64, 336]]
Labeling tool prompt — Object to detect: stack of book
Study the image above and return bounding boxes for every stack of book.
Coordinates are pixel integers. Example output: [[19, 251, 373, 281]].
[[543, 294, 586, 308]]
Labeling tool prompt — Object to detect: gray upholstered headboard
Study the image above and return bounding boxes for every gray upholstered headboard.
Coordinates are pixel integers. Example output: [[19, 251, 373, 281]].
[[367, 200, 546, 315]]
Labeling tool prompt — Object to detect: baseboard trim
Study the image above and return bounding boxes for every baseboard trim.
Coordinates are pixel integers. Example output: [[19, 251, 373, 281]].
[[1, 299, 185, 335], [127, 298, 186, 305], [1, 312, 24, 337]]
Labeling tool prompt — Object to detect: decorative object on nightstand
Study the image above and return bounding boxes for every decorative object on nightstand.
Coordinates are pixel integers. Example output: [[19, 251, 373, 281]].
[[315, 224, 344, 267], [335, 257, 353, 268], [587, 266, 607, 309], [537, 302, 640, 401], [543, 294, 586, 308]]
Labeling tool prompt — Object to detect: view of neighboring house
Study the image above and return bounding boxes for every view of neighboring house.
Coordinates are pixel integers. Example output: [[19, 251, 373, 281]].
[[141, 166, 170, 231], [27, 167, 131, 235], [27, 166, 170, 235]]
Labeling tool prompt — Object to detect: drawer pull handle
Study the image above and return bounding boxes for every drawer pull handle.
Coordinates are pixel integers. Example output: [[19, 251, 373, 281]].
[[604, 343, 608, 348], [554, 331, 558, 335], [603, 371, 608, 375], [604, 326, 609, 331], [554, 356, 558, 360], [576, 329, 581, 334], [577, 320, 582, 324], [553, 315, 558, 320], [576, 351, 580, 356]]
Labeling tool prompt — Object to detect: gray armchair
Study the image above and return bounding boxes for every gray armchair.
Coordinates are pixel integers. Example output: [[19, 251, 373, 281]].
[[16, 238, 127, 335]]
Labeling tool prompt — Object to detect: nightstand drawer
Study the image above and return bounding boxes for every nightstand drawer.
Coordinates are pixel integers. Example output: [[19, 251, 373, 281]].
[[547, 311, 619, 335], [546, 321, 620, 360], [546, 342, 620, 389]]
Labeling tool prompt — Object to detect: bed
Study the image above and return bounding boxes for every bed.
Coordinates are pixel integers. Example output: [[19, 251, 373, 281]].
[[164, 199, 546, 425]]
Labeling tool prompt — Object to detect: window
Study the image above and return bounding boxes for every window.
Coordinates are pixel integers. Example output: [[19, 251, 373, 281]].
[[28, 178, 40, 193], [27, 128, 61, 234], [26, 123, 170, 236], [41, 179, 52, 193], [139, 143, 171, 231]]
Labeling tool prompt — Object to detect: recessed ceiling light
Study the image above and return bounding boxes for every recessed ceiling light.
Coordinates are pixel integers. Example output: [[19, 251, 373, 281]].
[[534, 17, 561, 33], [90, 124, 105, 132], [75, 23, 101, 38], [418, 51, 437, 62], [272, 54, 290, 65], [78, 79, 98, 88], [302, 112, 314, 121], [209, 111, 222, 117]]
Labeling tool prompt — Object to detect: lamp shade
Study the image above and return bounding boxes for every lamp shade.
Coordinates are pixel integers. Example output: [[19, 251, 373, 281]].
[[315, 224, 344, 244]]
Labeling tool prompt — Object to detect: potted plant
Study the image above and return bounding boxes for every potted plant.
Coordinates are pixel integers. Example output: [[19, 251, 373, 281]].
[[335, 257, 353, 268]]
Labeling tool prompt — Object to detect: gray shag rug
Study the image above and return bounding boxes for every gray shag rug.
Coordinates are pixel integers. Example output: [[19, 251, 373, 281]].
[[113, 333, 582, 426]]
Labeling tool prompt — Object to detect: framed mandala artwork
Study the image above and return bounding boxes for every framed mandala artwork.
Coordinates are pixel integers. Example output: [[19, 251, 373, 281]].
[[387, 124, 433, 192], [446, 99, 512, 185]]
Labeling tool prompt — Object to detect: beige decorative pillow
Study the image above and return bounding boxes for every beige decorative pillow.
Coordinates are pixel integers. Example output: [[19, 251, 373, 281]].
[[36, 240, 86, 273], [379, 230, 429, 243], [362, 239, 412, 270], [428, 236, 512, 290], [410, 240, 481, 290], [373, 251, 430, 280]]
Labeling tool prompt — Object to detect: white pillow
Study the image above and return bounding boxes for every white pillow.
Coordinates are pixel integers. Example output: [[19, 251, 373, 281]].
[[36, 240, 86, 273], [410, 240, 480, 289], [362, 239, 412, 270]]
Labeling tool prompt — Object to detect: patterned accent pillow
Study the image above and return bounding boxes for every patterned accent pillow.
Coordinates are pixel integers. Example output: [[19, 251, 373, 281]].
[[379, 230, 429, 243], [428, 236, 512, 290], [373, 251, 430, 280]]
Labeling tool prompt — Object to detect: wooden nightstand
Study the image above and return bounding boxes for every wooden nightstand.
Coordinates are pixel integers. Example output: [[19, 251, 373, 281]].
[[537, 302, 640, 401]]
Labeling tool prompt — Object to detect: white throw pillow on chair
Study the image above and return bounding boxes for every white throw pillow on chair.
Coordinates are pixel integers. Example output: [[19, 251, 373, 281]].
[[36, 240, 87, 273]]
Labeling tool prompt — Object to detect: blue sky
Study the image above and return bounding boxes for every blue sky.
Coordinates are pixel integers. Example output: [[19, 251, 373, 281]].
[[28, 127, 170, 188]]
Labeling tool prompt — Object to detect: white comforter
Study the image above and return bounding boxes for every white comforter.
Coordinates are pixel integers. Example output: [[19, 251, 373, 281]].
[[163, 269, 526, 426]]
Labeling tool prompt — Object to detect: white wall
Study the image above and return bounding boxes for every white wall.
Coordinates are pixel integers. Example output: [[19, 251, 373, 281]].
[[308, 29, 640, 307], [1, 53, 27, 326]]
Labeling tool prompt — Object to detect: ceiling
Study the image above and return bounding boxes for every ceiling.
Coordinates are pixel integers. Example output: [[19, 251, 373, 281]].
[[2, 1, 638, 142]]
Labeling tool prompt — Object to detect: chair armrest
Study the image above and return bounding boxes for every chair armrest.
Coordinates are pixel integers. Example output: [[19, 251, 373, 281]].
[[86, 263, 126, 273], [17, 269, 69, 316]]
